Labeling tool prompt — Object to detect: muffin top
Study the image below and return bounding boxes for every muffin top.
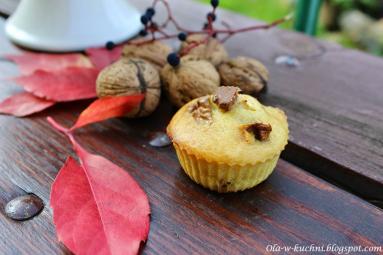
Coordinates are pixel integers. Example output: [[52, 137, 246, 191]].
[[167, 86, 289, 165]]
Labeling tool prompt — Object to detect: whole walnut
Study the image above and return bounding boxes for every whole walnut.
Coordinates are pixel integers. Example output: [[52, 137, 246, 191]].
[[122, 41, 172, 71], [218, 56, 269, 95], [96, 57, 161, 118], [180, 34, 228, 66], [160, 56, 220, 107]]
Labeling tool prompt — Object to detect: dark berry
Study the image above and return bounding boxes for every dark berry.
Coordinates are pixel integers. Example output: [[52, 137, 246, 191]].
[[146, 7, 155, 18], [178, 32, 188, 41], [207, 12, 216, 21], [167, 53, 180, 67], [139, 29, 148, 36], [203, 22, 209, 30], [105, 41, 115, 50], [211, 0, 219, 8], [140, 15, 149, 25], [212, 32, 217, 38]]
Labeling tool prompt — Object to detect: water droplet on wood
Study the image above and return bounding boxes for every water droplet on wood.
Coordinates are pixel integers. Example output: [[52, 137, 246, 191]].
[[149, 132, 171, 147], [275, 55, 300, 68], [5, 194, 44, 221]]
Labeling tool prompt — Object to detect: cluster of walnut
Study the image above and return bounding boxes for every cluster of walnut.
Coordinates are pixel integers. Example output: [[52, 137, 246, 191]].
[[96, 41, 171, 118], [96, 36, 269, 117]]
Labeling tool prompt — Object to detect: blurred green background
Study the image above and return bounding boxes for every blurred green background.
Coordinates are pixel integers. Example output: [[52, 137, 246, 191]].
[[199, 0, 383, 56]]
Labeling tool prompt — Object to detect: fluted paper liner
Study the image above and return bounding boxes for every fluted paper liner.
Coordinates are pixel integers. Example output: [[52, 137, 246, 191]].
[[173, 143, 279, 193]]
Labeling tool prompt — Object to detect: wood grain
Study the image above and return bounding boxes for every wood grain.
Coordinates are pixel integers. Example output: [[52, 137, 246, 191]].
[[0, 1, 382, 254], [0, 98, 382, 254], [3, 0, 383, 200], [124, 0, 383, 203]]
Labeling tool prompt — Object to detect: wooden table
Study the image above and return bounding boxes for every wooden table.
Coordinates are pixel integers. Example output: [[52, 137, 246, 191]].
[[0, 0, 382, 254]]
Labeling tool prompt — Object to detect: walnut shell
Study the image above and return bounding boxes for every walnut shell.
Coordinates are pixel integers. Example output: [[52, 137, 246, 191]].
[[96, 57, 161, 118], [218, 56, 269, 95], [160, 56, 220, 107], [180, 34, 228, 66], [122, 41, 172, 71]]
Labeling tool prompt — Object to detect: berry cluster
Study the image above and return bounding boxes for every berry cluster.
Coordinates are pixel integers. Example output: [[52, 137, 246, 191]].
[[107, 0, 290, 67], [139, 7, 156, 36], [165, 0, 221, 66]]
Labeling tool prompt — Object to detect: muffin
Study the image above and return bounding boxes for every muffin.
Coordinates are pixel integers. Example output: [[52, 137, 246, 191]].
[[167, 86, 288, 192]]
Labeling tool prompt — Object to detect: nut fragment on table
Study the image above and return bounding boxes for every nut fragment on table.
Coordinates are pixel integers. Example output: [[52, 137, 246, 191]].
[[5, 194, 44, 221], [149, 132, 172, 147]]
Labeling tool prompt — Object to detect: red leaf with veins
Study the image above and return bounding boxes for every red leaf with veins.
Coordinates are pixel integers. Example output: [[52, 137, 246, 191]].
[[13, 67, 98, 102], [70, 94, 145, 130], [49, 119, 150, 255], [5, 52, 92, 75], [0, 92, 55, 117], [86, 45, 123, 70]]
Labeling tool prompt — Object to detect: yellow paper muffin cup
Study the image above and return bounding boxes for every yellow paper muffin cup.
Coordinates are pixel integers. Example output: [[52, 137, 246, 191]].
[[173, 143, 279, 193]]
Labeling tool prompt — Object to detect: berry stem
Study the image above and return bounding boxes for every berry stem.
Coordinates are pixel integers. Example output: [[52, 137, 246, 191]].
[[125, 0, 291, 51], [179, 36, 210, 56]]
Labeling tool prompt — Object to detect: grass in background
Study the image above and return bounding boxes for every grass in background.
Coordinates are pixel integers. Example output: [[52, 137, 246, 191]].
[[198, 0, 364, 52], [200, 0, 383, 55], [199, 0, 294, 29]]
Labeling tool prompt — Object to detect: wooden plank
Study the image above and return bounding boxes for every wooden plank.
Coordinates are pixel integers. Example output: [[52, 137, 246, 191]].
[[0, 2, 382, 254], [0, 177, 71, 255], [0, 99, 382, 254], [122, 0, 383, 203], [4, 0, 383, 201], [0, 18, 382, 252]]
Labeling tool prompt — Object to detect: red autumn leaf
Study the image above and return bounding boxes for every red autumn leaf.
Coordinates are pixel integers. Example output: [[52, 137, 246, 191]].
[[5, 52, 92, 75], [70, 94, 145, 130], [49, 119, 150, 255], [13, 67, 99, 102], [86, 45, 123, 70], [0, 92, 55, 117]]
